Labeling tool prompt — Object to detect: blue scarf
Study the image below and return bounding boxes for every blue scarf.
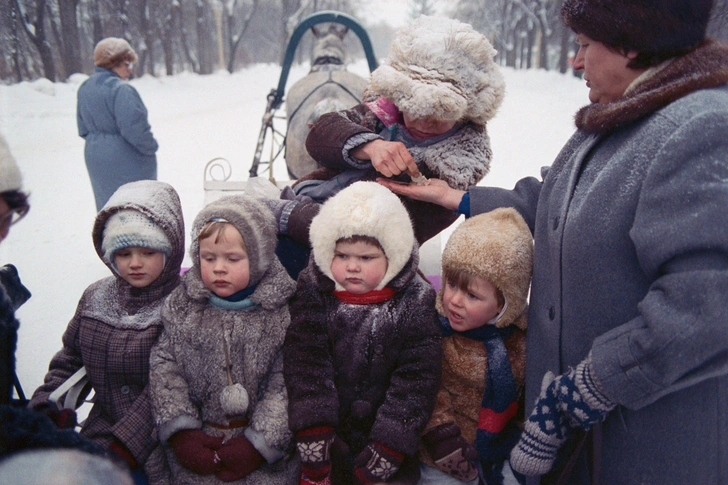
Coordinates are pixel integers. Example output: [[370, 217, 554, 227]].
[[440, 316, 519, 485], [208, 285, 259, 310]]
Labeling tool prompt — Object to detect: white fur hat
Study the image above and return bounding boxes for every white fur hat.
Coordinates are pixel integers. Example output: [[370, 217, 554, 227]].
[[310, 182, 415, 290], [368, 15, 505, 126], [0, 134, 22, 194], [102, 210, 172, 264]]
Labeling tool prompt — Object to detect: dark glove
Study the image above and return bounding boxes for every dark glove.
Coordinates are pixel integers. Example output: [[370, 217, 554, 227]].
[[108, 438, 139, 469], [510, 353, 616, 476], [423, 423, 478, 481], [215, 435, 265, 482], [44, 407, 77, 430], [296, 425, 335, 484], [353, 441, 404, 485], [169, 429, 224, 475], [0, 264, 31, 311]]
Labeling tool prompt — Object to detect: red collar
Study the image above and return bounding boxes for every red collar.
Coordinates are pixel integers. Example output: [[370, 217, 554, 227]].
[[333, 287, 396, 304]]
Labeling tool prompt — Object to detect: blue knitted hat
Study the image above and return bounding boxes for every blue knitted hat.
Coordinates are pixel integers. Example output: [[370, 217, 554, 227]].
[[101, 209, 172, 265]]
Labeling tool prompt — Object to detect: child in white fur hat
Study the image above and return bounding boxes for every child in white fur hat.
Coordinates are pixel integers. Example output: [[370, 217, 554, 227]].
[[265, 15, 506, 279], [284, 181, 443, 485], [30, 180, 185, 485]]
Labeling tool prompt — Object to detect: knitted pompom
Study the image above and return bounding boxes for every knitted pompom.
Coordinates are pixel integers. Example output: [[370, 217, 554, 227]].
[[220, 383, 249, 416]]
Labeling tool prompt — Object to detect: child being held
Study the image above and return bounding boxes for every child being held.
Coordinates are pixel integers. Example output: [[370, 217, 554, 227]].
[[30, 180, 185, 484], [418, 208, 533, 485], [149, 195, 298, 484], [267, 15, 505, 277], [284, 181, 442, 485]]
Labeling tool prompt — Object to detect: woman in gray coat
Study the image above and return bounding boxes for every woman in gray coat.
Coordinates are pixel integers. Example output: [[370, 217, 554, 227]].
[[381, 1, 728, 484], [78, 38, 158, 211]]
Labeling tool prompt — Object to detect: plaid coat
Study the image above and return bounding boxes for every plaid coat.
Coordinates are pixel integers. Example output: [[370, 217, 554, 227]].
[[29, 181, 185, 485]]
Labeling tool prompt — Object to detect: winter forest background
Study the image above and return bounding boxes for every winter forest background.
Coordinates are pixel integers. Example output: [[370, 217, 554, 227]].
[[4, 0, 728, 84]]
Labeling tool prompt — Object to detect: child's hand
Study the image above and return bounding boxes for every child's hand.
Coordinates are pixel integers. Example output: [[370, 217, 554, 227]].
[[423, 423, 478, 481], [353, 139, 418, 178], [215, 435, 265, 482], [168, 429, 224, 475], [377, 177, 464, 210]]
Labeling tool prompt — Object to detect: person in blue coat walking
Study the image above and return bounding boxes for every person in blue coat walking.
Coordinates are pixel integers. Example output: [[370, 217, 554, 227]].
[[78, 38, 158, 211]]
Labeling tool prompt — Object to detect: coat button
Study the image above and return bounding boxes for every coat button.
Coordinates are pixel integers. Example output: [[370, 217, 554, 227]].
[[120, 385, 130, 395], [549, 306, 555, 320], [552, 216, 560, 230], [374, 344, 383, 355]]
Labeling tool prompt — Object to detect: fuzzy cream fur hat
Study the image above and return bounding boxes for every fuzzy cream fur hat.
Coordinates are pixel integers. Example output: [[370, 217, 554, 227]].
[[368, 15, 505, 126], [438, 208, 533, 329], [0, 134, 22, 194], [310, 181, 415, 291]]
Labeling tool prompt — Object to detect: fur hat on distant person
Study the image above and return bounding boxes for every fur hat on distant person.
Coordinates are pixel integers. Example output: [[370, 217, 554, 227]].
[[438, 208, 533, 329], [0, 134, 22, 194], [94, 37, 138, 69], [367, 15, 505, 126], [562, 0, 714, 68], [310, 181, 415, 291]]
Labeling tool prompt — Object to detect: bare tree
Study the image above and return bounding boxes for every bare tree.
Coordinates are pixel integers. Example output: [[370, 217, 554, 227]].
[[13, 0, 57, 80], [57, 0, 83, 76], [224, 0, 259, 73]]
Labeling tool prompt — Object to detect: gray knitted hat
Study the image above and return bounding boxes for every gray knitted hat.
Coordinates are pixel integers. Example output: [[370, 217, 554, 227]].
[[101, 210, 172, 264], [0, 134, 22, 194]]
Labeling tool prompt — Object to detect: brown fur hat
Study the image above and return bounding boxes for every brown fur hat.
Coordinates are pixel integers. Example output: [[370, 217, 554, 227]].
[[562, 0, 713, 68], [437, 208, 533, 329], [94, 37, 138, 69]]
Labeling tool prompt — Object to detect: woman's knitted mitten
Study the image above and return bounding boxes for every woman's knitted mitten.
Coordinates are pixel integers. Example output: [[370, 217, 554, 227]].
[[297, 426, 335, 485], [423, 423, 478, 481], [510, 354, 616, 476], [353, 441, 404, 484]]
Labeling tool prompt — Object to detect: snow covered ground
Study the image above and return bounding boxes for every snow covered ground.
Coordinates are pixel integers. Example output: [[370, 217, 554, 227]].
[[0, 59, 588, 396]]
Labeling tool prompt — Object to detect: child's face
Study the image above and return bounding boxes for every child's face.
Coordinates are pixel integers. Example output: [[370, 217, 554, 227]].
[[199, 224, 250, 298], [114, 247, 165, 288], [442, 275, 503, 332], [402, 112, 457, 139], [330, 240, 388, 294]]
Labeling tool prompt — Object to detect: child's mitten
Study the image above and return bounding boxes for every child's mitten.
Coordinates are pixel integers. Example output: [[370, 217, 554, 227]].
[[215, 435, 265, 482], [169, 429, 224, 475], [44, 408, 77, 430], [510, 353, 616, 476], [423, 423, 478, 481], [297, 425, 335, 484], [353, 441, 404, 484]]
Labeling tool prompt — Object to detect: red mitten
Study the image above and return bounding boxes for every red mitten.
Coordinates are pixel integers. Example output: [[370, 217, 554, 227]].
[[297, 425, 335, 484], [215, 435, 265, 482], [108, 438, 139, 469], [353, 441, 404, 485], [168, 429, 224, 475], [45, 408, 78, 430]]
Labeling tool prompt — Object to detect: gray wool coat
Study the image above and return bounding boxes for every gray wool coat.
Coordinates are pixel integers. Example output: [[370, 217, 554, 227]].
[[284, 248, 442, 483], [78, 67, 158, 211], [470, 39, 728, 484], [30, 181, 185, 485], [149, 197, 298, 485]]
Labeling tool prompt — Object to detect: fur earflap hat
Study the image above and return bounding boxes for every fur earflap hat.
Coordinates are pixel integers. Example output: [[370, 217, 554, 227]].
[[368, 15, 505, 126], [0, 134, 22, 194], [94, 37, 138, 69], [438, 208, 533, 329], [310, 181, 415, 291], [190, 195, 277, 288], [562, 0, 713, 68]]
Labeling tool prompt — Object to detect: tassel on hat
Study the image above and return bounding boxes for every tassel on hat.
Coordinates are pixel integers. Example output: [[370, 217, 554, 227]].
[[219, 335, 249, 416]]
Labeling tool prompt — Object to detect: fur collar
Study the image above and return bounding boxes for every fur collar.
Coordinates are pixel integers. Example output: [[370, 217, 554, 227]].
[[575, 39, 728, 134]]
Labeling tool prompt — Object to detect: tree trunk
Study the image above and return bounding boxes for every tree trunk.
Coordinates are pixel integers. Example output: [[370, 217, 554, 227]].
[[58, 0, 82, 77]]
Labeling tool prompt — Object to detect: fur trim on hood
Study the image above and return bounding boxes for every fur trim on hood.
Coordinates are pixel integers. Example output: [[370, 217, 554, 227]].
[[188, 195, 278, 291], [368, 15, 505, 127], [310, 181, 415, 290], [437, 208, 533, 329], [575, 39, 728, 134]]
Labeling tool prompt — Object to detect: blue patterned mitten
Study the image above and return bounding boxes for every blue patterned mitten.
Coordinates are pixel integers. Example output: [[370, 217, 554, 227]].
[[510, 353, 616, 476]]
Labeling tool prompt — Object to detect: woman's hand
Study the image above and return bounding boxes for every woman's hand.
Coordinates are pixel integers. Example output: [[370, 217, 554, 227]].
[[377, 177, 466, 211], [351, 139, 419, 178]]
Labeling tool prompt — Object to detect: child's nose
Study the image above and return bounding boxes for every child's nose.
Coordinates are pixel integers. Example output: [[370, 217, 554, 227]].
[[129, 255, 143, 268]]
